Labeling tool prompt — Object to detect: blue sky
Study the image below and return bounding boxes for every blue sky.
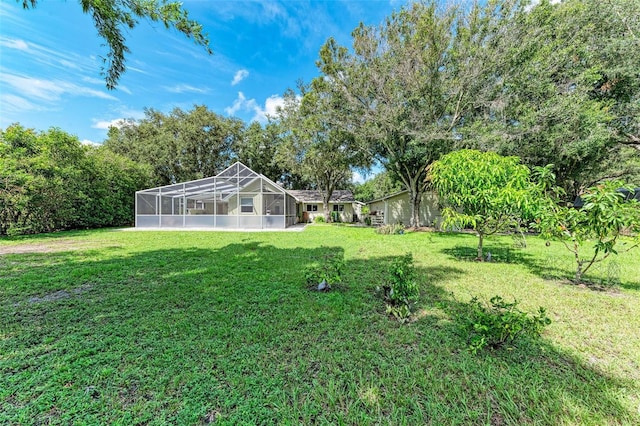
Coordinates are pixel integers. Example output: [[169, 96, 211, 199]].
[[0, 0, 407, 150]]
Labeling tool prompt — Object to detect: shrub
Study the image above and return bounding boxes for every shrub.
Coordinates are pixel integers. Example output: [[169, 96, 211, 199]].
[[314, 215, 325, 223], [385, 253, 419, 304], [458, 296, 551, 354], [364, 217, 372, 226], [375, 223, 405, 235], [304, 251, 345, 291], [330, 211, 341, 223]]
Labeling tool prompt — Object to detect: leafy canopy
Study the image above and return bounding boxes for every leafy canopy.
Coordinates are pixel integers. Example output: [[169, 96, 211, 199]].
[[430, 149, 542, 259], [536, 181, 640, 283]]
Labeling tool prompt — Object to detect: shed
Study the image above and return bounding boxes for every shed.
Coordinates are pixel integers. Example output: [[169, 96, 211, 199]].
[[366, 190, 442, 228]]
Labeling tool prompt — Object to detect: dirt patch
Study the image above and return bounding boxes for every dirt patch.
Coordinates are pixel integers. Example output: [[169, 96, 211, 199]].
[[14, 284, 94, 307], [0, 239, 94, 256]]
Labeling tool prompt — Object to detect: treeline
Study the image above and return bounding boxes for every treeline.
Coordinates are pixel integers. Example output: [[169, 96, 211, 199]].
[[0, 109, 323, 236], [0, 125, 153, 235], [2, 0, 639, 234]]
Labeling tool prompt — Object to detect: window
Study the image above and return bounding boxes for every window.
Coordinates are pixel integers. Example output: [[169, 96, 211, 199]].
[[306, 204, 318, 212], [332, 204, 344, 212], [240, 197, 254, 213]]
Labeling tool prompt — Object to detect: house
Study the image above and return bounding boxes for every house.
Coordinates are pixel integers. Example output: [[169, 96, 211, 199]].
[[365, 190, 442, 228], [135, 162, 297, 229], [287, 190, 357, 223]]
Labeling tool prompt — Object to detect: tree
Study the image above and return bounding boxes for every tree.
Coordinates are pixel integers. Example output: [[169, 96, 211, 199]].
[[536, 181, 639, 283], [278, 82, 365, 222], [429, 149, 543, 260], [456, 0, 640, 200], [317, 1, 506, 226], [353, 171, 404, 203], [19, 0, 211, 89], [235, 122, 286, 184], [105, 105, 242, 185]]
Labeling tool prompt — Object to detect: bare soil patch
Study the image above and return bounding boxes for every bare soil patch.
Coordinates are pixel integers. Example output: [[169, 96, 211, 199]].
[[0, 239, 94, 256]]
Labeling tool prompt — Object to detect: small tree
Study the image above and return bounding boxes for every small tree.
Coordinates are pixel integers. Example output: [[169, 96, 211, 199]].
[[430, 150, 541, 260], [536, 182, 639, 283]]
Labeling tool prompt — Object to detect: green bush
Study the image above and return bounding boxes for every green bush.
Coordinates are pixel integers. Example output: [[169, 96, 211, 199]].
[[385, 253, 419, 305], [364, 217, 372, 226], [304, 251, 345, 290], [314, 215, 326, 223], [375, 223, 405, 235], [330, 211, 342, 223], [458, 296, 551, 354]]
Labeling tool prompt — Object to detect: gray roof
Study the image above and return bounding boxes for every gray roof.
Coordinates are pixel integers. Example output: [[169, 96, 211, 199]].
[[288, 190, 355, 203]]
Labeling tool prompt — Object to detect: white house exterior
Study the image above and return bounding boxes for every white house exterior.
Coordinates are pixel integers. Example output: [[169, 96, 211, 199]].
[[287, 190, 357, 223]]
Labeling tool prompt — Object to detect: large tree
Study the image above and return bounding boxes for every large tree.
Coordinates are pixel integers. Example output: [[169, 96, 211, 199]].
[[353, 171, 404, 203], [457, 0, 640, 200], [278, 81, 368, 222], [235, 122, 285, 184], [105, 105, 242, 185], [316, 1, 503, 226], [19, 0, 211, 89]]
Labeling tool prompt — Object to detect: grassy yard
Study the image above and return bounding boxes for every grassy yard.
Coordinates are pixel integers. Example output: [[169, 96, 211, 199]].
[[1, 225, 639, 425]]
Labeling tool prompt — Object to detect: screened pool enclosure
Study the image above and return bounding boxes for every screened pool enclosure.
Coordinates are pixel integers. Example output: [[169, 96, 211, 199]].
[[135, 162, 297, 229]]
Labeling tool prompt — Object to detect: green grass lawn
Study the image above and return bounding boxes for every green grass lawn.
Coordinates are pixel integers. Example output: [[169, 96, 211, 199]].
[[1, 225, 639, 425]]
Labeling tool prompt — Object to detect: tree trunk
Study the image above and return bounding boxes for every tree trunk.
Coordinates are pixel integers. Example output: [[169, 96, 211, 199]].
[[573, 242, 582, 283], [477, 232, 484, 261], [323, 200, 330, 222], [408, 186, 421, 228], [575, 262, 583, 283]]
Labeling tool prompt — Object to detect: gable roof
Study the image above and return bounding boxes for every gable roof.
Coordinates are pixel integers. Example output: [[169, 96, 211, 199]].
[[365, 190, 409, 204], [287, 190, 355, 203], [135, 161, 290, 200]]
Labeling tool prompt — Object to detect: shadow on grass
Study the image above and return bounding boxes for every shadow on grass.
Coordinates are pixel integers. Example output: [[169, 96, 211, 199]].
[[440, 238, 640, 291], [1, 242, 637, 424]]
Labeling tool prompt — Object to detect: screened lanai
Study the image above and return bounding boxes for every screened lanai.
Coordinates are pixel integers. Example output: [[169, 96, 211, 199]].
[[135, 162, 297, 229]]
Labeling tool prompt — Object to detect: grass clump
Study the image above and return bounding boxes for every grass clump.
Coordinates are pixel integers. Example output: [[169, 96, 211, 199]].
[[375, 223, 405, 235], [457, 295, 551, 354]]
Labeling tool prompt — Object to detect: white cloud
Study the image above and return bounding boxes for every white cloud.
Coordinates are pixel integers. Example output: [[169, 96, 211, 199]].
[[525, 0, 561, 12], [224, 92, 287, 123], [224, 92, 253, 116], [165, 84, 209, 94], [0, 37, 29, 51], [1, 73, 118, 102], [114, 106, 145, 120], [1, 94, 47, 113], [91, 118, 127, 130], [231, 69, 249, 85], [1, 36, 95, 74], [352, 170, 366, 184], [81, 139, 101, 146]]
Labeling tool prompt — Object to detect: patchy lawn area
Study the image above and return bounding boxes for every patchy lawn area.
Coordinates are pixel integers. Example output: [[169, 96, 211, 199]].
[[1, 225, 639, 425]]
